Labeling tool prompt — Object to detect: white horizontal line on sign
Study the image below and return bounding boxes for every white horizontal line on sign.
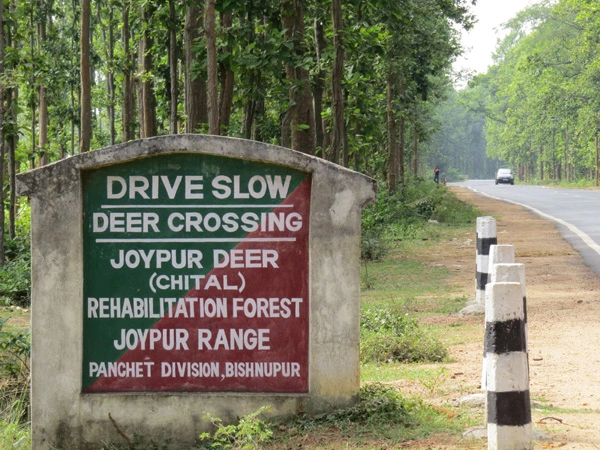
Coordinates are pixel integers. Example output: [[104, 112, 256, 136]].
[[100, 204, 295, 209], [95, 237, 297, 243]]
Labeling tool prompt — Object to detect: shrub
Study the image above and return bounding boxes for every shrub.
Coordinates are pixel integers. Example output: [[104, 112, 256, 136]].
[[0, 320, 31, 425], [361, 227, 388, 261], [0, 235, 31, 307], [199, 406, 273, 449], [360, 308, 447, 364], [361, 177, 480, 248], [309, 383, 412, 426]]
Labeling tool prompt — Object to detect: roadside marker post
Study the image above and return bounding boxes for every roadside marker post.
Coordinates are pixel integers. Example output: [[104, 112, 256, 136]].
[[476, 217, 497, 306], [485, 282, 532, 450], [491, 263, 528, 349], [482, 244, 516, 390]]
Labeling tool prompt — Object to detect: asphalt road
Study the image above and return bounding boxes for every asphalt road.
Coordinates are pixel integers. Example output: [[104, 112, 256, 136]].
[[451, 179, 600, 277]]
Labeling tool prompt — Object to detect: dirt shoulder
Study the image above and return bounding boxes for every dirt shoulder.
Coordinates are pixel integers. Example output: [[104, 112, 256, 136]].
[[426, 186, 600, 449]]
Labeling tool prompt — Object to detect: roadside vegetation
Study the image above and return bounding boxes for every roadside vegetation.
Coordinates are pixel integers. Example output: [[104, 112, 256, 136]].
[[0, 203, 31, 449], [0, 178, 486, 449]]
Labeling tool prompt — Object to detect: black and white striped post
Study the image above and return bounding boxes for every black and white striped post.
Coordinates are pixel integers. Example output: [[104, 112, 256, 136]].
[[482, 244, 516, 390], [485, 281, 532, 450], [476, 217, 497, 306], [491, 263, 527, 348]]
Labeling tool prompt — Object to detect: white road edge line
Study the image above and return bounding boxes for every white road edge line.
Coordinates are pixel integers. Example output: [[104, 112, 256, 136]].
[[467, 187, 600, 257]]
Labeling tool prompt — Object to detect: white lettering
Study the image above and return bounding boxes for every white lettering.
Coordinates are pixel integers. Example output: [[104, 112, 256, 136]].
[[214, 249, 279, 268], [197, 328, 270, 350]]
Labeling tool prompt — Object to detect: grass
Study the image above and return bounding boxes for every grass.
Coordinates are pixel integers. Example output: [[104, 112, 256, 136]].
[[361, 362, 449, 385], [264, 384, 482, 449], [0, 420, 30, 449]]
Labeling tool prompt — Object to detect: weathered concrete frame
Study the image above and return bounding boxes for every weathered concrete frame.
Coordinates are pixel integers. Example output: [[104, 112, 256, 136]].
[[17, 135, 377, 449]]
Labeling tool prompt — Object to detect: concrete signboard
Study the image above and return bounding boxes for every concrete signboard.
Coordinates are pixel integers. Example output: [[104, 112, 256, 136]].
[[17, 135, 376, 449]]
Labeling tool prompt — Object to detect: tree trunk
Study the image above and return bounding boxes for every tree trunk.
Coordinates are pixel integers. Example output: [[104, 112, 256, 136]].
[[169, 0, 178, 134], [38, 16, 48, 165], [564, 128, 569, 182], [399, 112, 405, 184], [413, 103, 418, 176], [184, 3, 208, 133], [540, 145, 544, 181], [122, 1, 135, 142], [218, 10, 234, 134], [141, 4, 158, 138], [243, 92, 255, 140], [386, 71, 397, 192], [331, 0, 347, 166], [241, 11, 261, 140], [0, 0, 5, 264], [205, 0, 219, 135], [137, 49, 144, 137], [7, 0, 17, 238], [9, 90, 16, 239], [313, 16, 326, 157], [80, 0, 92, 152], [280, 0, 316, 154], [104, 1, 116, 145], [254, 97, 265, 142], [594, 131, 600, 187], [39, 83, 48, 164], [8, 86, 16, 240], [29, 7, 36, 167]]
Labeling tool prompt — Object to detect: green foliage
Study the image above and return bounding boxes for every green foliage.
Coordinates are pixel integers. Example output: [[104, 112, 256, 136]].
[[365, 178, 478, 230], [360, 226, 388, 262], [459, 0, 600, 183], [308, 383, 412, 427], [444, 167, 466, 182], [360, 308, 448, 364], [361, 178, 480, 261], [430, 189, 480, 225], [0, 420, 31, 449], [0, 320, 31, 425], [0, 236, 31, 307], [197, 384, 458, 448], [199, 406, 273, 449]]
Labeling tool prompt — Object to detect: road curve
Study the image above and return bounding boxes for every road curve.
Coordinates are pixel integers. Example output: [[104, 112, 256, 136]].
[[451, 180, 600, 277]]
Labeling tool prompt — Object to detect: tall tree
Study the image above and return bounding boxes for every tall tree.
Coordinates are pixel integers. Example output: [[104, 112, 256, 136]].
[[281, 0, 316, 154], [80, 0, 92, 152], [218, 9, 234, 134], [0, 0, 5, 264], [184, 3, 208, 133], [6, 0, 17, 238], [331, 0, 347, 165], [168, 0, 178, 134], [386, 71, 398, 192], [313, 13, 326, 156], [100, 0, 117, 145], [205, 0, 219, 135], [122, 1, 136, 142], [37, 0, 48, 165], [140, 2, 157, 138]]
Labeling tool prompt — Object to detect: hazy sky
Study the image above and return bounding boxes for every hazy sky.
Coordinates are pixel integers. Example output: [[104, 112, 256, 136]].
[[454, 0, 536, 76]]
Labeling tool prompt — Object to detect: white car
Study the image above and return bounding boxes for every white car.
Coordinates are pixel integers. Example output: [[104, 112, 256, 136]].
[[495, 168, 514, 185]]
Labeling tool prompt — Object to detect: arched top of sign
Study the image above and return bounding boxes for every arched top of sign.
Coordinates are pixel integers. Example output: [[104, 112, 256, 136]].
[[17, 135, 376, 201]]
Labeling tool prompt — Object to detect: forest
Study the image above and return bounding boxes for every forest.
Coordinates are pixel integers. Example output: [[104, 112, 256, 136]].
[[441, 0, 600, 184], [1, 0, 600, 269], [0, 0, 477, 267]]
